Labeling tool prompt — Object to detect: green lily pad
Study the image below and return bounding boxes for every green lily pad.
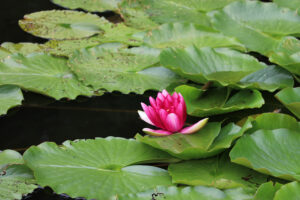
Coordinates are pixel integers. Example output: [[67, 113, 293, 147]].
[[0, 165, 37, 200], [0, 150, 23, 170], [274, 0, 300, 11], [0, 85, 23, 116], [69, 44, 185, 94], [175, 85, 264, 117], [230, 128, 300, 181], [138, 22, 245, 50], [0, 53, 94, 100], [1, 42, 45, 55], [254, 182, 282, 200], [51, 0, 121, 12], [136, 120, 252, 160], [119, 0, 211, 30], [19, 10, 111, 40], [23, 137, 176, 200], [246, 113, 300, 134], [0, 47, 11, 60], [168, 153, 268, 189], [275, 87, 300, 119], [118, 185, 254, 200], [274, 182, 300, 200], [160, 46, 269, 86]]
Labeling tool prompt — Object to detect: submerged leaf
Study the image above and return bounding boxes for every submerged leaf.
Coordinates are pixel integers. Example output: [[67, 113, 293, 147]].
[[0, 85, 23, 116], [23, 137, 176, 200], [0, 53, 94, 100]]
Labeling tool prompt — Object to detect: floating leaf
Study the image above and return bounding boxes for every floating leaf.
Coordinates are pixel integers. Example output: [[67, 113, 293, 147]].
[[274, 182, 300, 200], [23, 137, 175, 200], [273, 0, 300, 11], [19, 10, 111, 40], [175, 85, 264, 117], [118, 185, 254, 200], [1, 42, 45, 55], [0, 47, 11, 60], [69, 44, 185, 94], [276, 87, 300, 119], [0, 165, 37, 200], [160, 46, 269, 87], [119, 0, 211, 30], [230, 128, 300, 181], [0, 53, 94, 100], [51, 0, 121, 12], [0, 85, 23, 116], [168, 154, 268, 189], [0, 150, 23, 170], [136, 120, 252, 160], [138, 22, 245, 50], [254, 182, 282, 200]]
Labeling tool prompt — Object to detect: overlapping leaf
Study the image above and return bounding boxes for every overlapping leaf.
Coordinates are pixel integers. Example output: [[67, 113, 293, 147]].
[[119, 0, 211, 30], [136, 22, 245, 50], [175, 85, 264, 117], [254, 182, 282, 200], [51, 0, 121, 12], [274, 0, 300, 11], [0, 150, 23, 170], [0, 47, 11, 60], [1, 42, 45, 55], [275, 87, 300, 119], [274, 182, 300, 200], [69, 44, 185, 94], [0, 85, 23, 116], [168, 154, 268, 189], [23, 137, 176, 200], [0, 165, 37, 200], [136, 120, 252, 160], [0, 53, 94, 100], [19, 10, 111, 40], [118, 185, 254, 200]]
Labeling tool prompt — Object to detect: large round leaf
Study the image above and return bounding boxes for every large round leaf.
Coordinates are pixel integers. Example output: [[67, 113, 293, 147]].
[[138, 22, 245, 50], [0, 165, 37, 200], [51, 0, 121, 12], [0, 53, 94, 100], [175, 85, 264, 117], [160, 46, 268, 86], [168, 154, 268, 189], [136, 120, 252, 160], [19, 10, 111, 40], [275, 87, 300, 119], [254, 182, 282, 200], [23, 137, 175, 200], [69, 44, 185, 94], [230, 129, 300, 181], [118, 185, 254, 200], [274, 182, 300, 200], [0, 85, 23, 115]]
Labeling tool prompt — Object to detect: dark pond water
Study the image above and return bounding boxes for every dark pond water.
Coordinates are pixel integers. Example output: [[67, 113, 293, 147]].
[[0, 0, 294, 199]]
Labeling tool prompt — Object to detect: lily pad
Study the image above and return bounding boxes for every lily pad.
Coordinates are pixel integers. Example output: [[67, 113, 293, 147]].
[[275, 87, 300, 119], [0, 150, 23, 170], [138, 22, 245, 50], [274, 181, 300, 200], [274, 0, 300, 11], [160, 46, 269, 86], [118, 185, 254, 200], [1, 42, 45, 55], [254, 182, 282, 200], [19, 10, 111, 40], [230, 128, 300, 181], [0, 165, 37, 200], [175, 85, 264, 117], [0, 85, 23, 116], [135, 120, 252, 160], [0, 47, 11, 60], [119, 0, 211, 30], [23, 137, 176, 200], [168, 153, 268, 189], [69, 44, 185, 94], [51, 0, 121, 12], [0, 53, 94, 100]]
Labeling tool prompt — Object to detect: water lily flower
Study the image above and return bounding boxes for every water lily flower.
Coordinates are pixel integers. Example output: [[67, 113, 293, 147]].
[[138, 89, 208, 136]]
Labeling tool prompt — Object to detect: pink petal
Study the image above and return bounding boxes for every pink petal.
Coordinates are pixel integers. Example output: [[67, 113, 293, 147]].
[[162, 89, 169, 97], [141, 103, 151, 118], [172, 92, 178, 100], [159, 109, 168, 129], [138, 110, 154, 125], [180, 118, 209, 135], [148, 106, 163, 128], [142, 128, 172, 136], [149, 97, 157, 109], [175, 102, 185, 127], [157, 93, 165, 102], [165, 113, 182, 132]]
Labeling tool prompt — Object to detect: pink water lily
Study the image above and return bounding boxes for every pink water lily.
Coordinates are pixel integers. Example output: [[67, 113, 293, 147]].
[[138, 89, 208, 136]]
